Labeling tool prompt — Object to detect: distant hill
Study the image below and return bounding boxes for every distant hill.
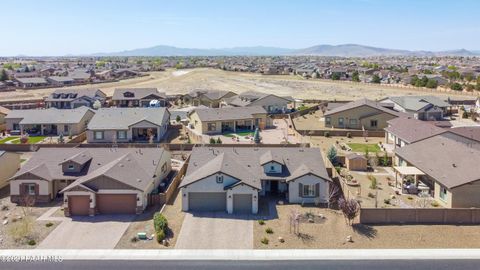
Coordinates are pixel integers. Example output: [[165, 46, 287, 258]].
[[93, 44, 479, 57]]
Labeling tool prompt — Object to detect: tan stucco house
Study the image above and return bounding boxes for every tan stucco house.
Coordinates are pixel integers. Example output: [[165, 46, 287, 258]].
[[324, 98, 402, 130], [182, 89, 237, 108], [10, 147, 171, 216], [0, 151, 20, 189], [5, 107, 95, 136], [225, 91, 295, 114], [188, 106, 271, 135], [179, 147, 332, 214]]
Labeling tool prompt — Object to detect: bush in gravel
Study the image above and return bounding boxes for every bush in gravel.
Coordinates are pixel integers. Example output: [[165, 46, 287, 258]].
[[130, 236, 138, 243], [27, 239, 36, 246], [265, 227, 273, 234], [45, 222, 53, 227], [261, 237, 269, 245], [258, 220, 265, 225], [153, 213, 168, 233], [156, 230, 166, 243]]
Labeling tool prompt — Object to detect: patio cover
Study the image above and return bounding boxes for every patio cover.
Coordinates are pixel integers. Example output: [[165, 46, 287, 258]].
[[394, 166, 425, 176]]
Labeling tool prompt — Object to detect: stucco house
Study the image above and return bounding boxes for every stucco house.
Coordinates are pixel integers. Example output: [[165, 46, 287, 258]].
[[5, 107, 95, 136], [225, 91, 295, 114], [10, 147, 171, 216], [323, 98, 402, 130], [0, 151, 20, 189], [112, 88, 168, 107], [179, 147, 332, 214], [394, 134, 480, 208], [86, 107, 170, 143], [182, 89, 237, 108], [45, 88, 107, 109], [379, 96, 449, 121], [0, 106, 11, 131], [384, 117, 446, 149], [188, 106, 271, 135]]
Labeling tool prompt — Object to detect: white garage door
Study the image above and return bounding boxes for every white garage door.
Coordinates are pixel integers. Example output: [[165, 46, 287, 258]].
[[188, 192, 226, 212]]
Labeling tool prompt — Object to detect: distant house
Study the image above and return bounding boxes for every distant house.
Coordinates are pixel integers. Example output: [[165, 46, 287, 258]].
[[112, 88, 168, 107], [112, 69, 138, 78], [86, 107, 170, 143], [0, 106, 11, 131], [225, 91, 295, 113], [394, 134, 480, 208], [10, 147, 171, 216], [379, 96, 449, 121], [188, 106, 271, 135], [5, 107, 94, 136], [323, 98, 402, 130], [45, 88, 107, 109], [15, 77, 48, 88], [68, 69, 93, 83], [182, 89, 237, 108], [179, 147, 332, 214], [46, 76, 75, 86], [95, 69, 113, 80]]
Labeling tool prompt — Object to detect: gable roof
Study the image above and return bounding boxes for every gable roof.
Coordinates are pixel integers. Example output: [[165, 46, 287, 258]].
[[385, 117, 446, 144], [12, 147, 167, 193], [45, 88, 105, 102], [180, 147, 331, 190], [87, 107, 169, 130], [187, 89, 236, 100], [0, 106, 11, 116], [394, 135, 480, 189], [386, 96, 450, 111], [445, 126, 480, 143], [193, 106, 267, 122], [5, 107, 93, 125], [112, 88, 166, 100], [324, 98, 402, 117], [227, 91, 294, 107]]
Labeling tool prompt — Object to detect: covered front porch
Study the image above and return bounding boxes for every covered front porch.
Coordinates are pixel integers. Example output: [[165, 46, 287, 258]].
[[131, 127, 159, 142], [21, 124, 59, 136], [259, 179, 288, 198], [221, 119, 255, 133]]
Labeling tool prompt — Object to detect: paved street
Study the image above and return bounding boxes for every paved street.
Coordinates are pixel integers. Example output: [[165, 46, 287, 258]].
[[175, 212, 253, 249], [1, 260, 479, 270], [38, 215, 134, 249]]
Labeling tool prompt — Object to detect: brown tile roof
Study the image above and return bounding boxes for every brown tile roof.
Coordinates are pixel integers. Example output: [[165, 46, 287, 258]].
[[385, 117, 446, 144]]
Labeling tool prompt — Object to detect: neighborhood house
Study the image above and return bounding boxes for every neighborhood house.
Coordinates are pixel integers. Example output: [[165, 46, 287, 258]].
[[112, 88, 168, 107], [45, 88, 107, 109]]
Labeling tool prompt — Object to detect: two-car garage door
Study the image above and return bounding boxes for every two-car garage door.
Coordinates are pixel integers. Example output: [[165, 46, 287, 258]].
[[187, 192, 252, 213], [188, 192, 226, 212], [68, 194, 137, 216]]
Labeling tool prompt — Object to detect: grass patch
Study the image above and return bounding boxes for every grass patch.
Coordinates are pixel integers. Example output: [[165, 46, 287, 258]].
[[223, 131, 254, 137], [0, 136, 47, 144], [347, 143, 381, 153]]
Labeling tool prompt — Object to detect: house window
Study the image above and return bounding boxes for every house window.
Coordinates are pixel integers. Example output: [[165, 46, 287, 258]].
[[216, 175, 223, 184], [161, 162, 167, 173], [303, 184, 316, 197], [68, 164, 75, 171], [270, 166, 275, 171], [25, 184, 36, 195], [440, 186, 448, 201], [370, 120, 378, 128], [207, 123, 216, 131], [338, 118, 344, 127], [325, 117, 331, 125], [64, 125, 69, 133], [94, 131, 104, 140], [117, 130, 127, 140], [349, 119, 357, 126]]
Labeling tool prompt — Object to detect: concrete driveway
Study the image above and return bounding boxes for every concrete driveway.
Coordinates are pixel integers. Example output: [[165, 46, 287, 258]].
[[175, 212, 253, 249], [38, 215, 134, 249]]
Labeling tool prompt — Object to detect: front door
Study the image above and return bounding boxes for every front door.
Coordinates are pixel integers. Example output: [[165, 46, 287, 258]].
[[270, 181, 279, 194]]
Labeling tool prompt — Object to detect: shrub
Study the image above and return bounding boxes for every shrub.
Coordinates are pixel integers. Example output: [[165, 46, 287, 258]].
[[258, 220, 265, 225], [153, 213, 168, 233], [367, 192, 375, 198], [407, 196, 413, 200], [431, 201, 440, 207], [324, 131, 330, 138], [216, 137, 222, 144], [209, 138, 216, 144], [368, 175, 377, 189], [27, 239, 36, 246], [261, 237, 269, 245], [265, 227, 273, 234], [156, 230, 166, 243], [346, 132, 352, 138], [1, 205, 9, 211], [45, 222, 53, 228], [384, 199, 391, 205], [130, 236, 138, 243]]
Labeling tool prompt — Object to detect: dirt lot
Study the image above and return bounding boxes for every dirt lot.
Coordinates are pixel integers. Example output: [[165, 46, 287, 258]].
[[0, 68, 474, 102], [115, 190, 185, 249], [309, 135, 384, 153], [254, 200, 480, 249], [0, 187, 61, 249]]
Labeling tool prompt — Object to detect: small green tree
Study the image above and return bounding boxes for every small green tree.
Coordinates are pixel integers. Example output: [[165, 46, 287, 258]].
[[450, 82, 463, 91], [0, 69, 8, 81], [351, 71, 360, 82], [216, 137, 222, 144], [253, 127, 261, 144], [371, 74, 381, 84], [327, 146, 337, 165], [209, 138, 216, 144], [175, 115, 181, 123], [331, 72, 341, 80], [426, 79, 438, 89]]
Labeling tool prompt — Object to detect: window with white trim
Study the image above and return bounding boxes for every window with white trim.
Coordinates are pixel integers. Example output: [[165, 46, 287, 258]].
[[303, 184, 316, 197], [94, 131, 104, 140], [216, 175, 223, 184], [117, 130, 127, 140], [325, 117, 331, 125], [25, 184, 36, 195], [68, 164, 75, 171], [440, 186, 448, 201]]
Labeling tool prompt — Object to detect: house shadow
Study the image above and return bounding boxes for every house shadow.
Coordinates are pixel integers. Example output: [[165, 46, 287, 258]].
[[189, 211, 258, 221], [352, 223, 378, 240]]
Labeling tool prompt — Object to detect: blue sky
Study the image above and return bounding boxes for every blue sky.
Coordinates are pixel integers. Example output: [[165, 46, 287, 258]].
[[2, 0, 479, 55]]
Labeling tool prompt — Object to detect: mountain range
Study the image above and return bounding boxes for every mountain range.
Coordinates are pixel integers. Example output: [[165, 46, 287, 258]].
[[93, 44, 479, 57]]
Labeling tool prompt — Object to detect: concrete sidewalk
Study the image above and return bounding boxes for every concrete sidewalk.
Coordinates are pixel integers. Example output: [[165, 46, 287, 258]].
[[1, 249, 480, 260]]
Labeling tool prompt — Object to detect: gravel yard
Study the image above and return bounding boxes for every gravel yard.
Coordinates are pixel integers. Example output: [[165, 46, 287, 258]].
[[254, 200, 480, 249]]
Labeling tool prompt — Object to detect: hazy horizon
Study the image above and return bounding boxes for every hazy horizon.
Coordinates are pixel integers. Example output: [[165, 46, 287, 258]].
[[2, 0, 479, 56]]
